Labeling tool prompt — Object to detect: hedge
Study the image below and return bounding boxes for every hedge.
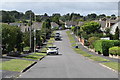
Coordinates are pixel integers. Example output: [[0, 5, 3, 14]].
[[109, 46, 120, 56], [93, 40, 120, 56]]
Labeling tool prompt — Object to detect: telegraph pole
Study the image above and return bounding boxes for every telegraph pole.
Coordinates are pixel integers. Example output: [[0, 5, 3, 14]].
[[30, 14, 32, 51], [34, 15, 36, 53]]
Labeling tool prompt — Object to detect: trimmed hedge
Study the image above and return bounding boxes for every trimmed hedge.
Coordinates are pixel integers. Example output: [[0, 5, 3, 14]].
[[93, 40, 120, 56], [109, 46, 120, 56]]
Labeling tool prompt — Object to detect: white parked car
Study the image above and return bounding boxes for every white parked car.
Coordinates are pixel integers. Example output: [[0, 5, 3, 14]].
[[47, 46, 59, 55]]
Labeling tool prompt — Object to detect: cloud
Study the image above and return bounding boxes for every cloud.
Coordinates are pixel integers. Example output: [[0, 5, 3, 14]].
[[1, 2, 118, 16], [1, 0, 120, 2]]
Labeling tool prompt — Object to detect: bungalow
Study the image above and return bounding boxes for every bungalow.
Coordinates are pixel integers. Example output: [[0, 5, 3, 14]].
[[110, 21, 120, 39], [65, 21, 78, 28], [51, 22, 59, 29], [9, 22, 43, 32], [95, 17, 120, 32]]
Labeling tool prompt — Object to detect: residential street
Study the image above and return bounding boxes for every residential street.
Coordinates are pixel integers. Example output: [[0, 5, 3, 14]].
[[19, 30, 118, 78]]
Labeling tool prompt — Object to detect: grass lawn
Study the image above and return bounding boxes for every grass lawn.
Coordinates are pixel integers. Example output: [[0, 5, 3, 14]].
[[23, 47, 30, 51], [33, 52, 47, 56], [89, 56, 110, 61], [23, 54, 43, 60], [102, 62, 119, 71], [0, 59, 34, 72]]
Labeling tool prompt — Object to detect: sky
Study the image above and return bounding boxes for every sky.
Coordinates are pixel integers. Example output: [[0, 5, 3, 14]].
[[0, 0, 119, 16]]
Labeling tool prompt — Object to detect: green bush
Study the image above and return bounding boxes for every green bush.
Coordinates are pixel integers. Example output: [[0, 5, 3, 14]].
[[109, 46, 120, 56], [88, 37, 100, 48], [93, 40, 120, 56]]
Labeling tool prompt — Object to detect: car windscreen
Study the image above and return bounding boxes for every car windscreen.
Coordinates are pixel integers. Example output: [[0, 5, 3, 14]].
[[48, 47, 57, 49]]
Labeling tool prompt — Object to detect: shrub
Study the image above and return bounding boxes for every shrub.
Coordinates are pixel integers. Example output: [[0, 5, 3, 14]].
[[109, 46, 120, 56], [93, 40, 120, 56], [88, 37, 100, 48]]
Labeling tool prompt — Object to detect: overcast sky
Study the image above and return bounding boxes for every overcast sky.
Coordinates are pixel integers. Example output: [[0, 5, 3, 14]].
[[0, 0, 119, 16]]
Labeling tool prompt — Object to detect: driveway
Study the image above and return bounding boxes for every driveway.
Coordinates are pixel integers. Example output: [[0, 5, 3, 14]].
[[19, 30, 118, 78]]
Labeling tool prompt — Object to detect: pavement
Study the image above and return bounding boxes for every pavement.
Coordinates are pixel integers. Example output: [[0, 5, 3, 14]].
[[19, 30, 118, 78]]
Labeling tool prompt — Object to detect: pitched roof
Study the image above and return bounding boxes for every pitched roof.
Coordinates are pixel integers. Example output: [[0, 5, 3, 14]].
[[77, 21, 84, 26], [65, 21, 78, 26], [32, 22, 43, 30], [51, 22, 59, 27]]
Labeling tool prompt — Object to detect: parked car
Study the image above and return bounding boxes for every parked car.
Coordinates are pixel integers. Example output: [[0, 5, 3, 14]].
[[54, 35, 61, 40], [47, 46, 59, 55], [55, 32, 60, 36]]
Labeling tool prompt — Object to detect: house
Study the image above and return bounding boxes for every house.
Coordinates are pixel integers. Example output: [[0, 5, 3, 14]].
[[77, 21, 84, 26], [51, 22, 59, 29], [95, 17, 120, 32], [32, 22, 43, 30], [9, 22, 43, 32], [110, 21, 120, 39], [65, 21, 78, 28]]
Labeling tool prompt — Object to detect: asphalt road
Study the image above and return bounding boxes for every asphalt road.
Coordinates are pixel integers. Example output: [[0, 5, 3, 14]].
[[19, 30, 118, 78]]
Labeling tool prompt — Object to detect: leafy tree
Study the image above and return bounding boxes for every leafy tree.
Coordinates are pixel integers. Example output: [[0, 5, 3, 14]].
[[113, 27, 119, 40], [70, 13, 83, 21], [24, 10, 35, 21], [111, 14, 116, 20], [2, 24, 23, 53], [60, 13, 70, 22], [87, 13, 97, 20], [51, 13, 61, 25], [1, 10, 15, 23], [81, 21, 100, 34], [98, 14, 106, 18]]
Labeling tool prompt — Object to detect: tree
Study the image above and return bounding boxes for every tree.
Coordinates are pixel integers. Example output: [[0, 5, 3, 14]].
[[111, 14, 116, 20], [2, 24, 23, 53], [70, 13, 83, 21], [113, 27, 119, 40], [60, 13, 70, 22], [51, 13, 61, 25], [87, 13, 97, 20], [98, 14, 106, 18], [81, 21, 100, 34], [24, 10, 35, 21], [1, 10, 15, 23]]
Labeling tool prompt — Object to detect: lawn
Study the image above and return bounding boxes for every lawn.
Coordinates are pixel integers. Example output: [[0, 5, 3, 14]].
[[0, 59, 34, 72], [23, 54, 43, 60], [33, 52, 47, 56], [23, 47, 30, 51], [102, 62, 119, 71]]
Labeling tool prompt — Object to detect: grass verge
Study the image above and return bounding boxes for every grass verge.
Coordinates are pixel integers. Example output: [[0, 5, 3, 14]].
[[0, 59, 34, 72], [102, 62, 119, 71], [33, 52, 47, 56], [23, 54, 43, 60]]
